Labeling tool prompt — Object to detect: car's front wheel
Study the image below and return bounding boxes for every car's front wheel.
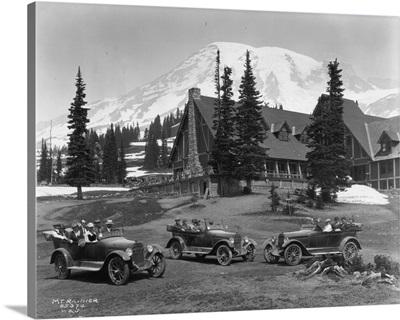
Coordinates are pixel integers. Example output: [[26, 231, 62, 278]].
[[264, 245, 280, 264], [342, 241, 359, 261], [54, 253, 71, 280], [216, 244, 232, 266], [169, 241, 183, 260], [284, 244, 302, 266], [242, 244, 256, 262], [108, 256, 130, 285], [148, 253, 166, 278]]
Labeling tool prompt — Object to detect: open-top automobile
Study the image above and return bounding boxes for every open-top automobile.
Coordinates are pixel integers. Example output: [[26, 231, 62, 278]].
[[263, 222, 362, 266], [44, 224, 166, 285], [165, 218, 257, 266]]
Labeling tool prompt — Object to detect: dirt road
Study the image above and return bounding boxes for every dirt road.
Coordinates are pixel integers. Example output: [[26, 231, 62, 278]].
[[35, 191, 400, 318]]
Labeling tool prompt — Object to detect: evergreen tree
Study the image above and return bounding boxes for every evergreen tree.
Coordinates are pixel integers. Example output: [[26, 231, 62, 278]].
[[56, 149, 63, 184], [160, 126, 169, 167], [143, 127, 159, 169], [306, 59, 350, 201], [37, 138, 48, 183], [214, 49, 221, 121], [64, 67, 94, 199], [117, 139, 127, 185], [210, 65, 236, 175], [233, 50, 267, 192], [102, 124, 118, 184], [153, 115, 162, 140]]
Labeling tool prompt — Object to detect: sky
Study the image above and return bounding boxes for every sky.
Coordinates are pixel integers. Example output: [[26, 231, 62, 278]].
[[34, 1, 399, 123]]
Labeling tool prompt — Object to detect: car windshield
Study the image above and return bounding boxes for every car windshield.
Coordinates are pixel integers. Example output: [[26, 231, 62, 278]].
[[98, 222, 124, 239]]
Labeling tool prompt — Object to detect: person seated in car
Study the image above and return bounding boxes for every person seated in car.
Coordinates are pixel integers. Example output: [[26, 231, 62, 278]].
[[102, 219, 116, 233], [94, 219, 102, 234], [332, 217, 341, 231], [339, 217, 348, 230], [313, 218, 322, 231], [322, 219, 333, 232], [67, 222, 84, 243], [182, 219, 196, 231], [84, 223, 98, 242], [174, 218, 183, 230], [192, 219, 202, 232], [52, 224, 73, 243]]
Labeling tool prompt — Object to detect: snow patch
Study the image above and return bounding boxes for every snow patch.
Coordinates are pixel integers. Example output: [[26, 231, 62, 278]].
[[336, 184, 389, 205]]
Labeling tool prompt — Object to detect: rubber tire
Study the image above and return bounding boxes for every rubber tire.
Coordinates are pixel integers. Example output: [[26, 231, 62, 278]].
[[54, 253, 71, 280], [264, 245, 280, 264], [242, 244, 256, 262], [108, 256, 130, 285], [148, 253, 166, 278], [284, 244, 302, 266], [169, 241, 183, 260], [216, 244, 232, 266]]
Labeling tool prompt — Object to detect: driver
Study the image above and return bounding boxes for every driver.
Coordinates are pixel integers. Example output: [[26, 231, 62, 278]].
[[84, 223, 98, 242]]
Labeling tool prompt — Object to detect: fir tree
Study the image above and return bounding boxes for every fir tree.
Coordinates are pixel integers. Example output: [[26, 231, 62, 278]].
[[143, 126, 159, 169], [56, 149, 63, 184], [102, 124, 118, 184], [234, 50, 267, 192], [210, 65, 236, 175], [37, 138, 48, 183], [64, 67, 94, 199], [160, 127, 169, 167], [117, 139, 127, 185], [306, 59, 350, 201], [214, 49, 221, 121]]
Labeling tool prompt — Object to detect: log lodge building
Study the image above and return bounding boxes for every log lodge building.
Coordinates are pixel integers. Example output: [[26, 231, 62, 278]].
[[143, 88, 399, 197]]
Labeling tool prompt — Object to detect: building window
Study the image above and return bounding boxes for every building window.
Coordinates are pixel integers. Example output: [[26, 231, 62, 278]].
[[300, 133, 309, 144], [381, 142, 391, 153], [279, 128, 289, 141]]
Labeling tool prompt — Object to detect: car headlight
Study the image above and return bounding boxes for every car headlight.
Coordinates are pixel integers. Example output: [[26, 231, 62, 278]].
[[244, 236, 249, 243], [147, 245, 154, 253], [229, 237, 234, 244], [125, 248, 133, 256], [271, 236, 276, 244]]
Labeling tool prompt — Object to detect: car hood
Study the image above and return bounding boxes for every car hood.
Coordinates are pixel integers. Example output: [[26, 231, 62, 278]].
[[209, 230, 237, 238], [100, 236, 137, 250], [282, 229, 316, 239]]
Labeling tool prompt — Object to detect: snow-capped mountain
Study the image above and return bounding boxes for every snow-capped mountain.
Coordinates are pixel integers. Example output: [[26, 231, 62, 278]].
[[37, 42, 399, 146]]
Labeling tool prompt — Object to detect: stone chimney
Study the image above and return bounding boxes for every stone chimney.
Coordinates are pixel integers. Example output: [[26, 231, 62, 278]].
[[187, 88, 203, 175]]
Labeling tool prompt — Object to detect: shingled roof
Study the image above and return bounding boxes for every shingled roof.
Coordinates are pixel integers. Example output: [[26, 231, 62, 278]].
[[186, 91, 398, 163]]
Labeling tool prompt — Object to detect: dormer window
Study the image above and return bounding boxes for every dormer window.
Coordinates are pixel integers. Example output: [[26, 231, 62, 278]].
[[300, 133, 309, 144], [381, 142, 391, 153], [279, 127, 289, 141]]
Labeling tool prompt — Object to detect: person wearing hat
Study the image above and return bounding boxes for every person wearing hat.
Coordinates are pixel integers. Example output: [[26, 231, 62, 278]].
[[323, 219, 333, 232], [52, 224, 72, 243], [67, 222, 84, 243], [84, 222, 98, 242], [94, 219, 102, 234], [174, 218, 183, 230], [102, 219, 116, 233]]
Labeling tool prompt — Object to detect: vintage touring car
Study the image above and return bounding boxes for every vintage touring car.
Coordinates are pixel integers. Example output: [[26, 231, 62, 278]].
[[44, 224, 166, 285], [165, 218, 257, 266], [263, 222, 362, 266]]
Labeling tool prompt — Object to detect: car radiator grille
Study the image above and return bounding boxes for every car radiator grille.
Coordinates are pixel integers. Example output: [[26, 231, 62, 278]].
[[132, 243, 144, 264], [234, 234, 242, 250], [278, 234, 285, 248]]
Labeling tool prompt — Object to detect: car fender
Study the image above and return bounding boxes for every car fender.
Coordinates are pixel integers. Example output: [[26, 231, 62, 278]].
[[262, 238, 274, 248], [247, 238, 257, 246], [165, 236, 186, 250], [50, 248, 74, 267], [145, 243, 165, 259], [105, 250, 132, 263], [281, 239, 310, 256], [339, 237, 362, 251], [209, 239, 234, 255]]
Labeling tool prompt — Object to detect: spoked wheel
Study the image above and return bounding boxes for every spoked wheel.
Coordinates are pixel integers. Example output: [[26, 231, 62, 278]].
[[342, 241, 359, 262], [264, 245, 280, 264], [169, 241, 183, 260], [148, 253, 166, 278], [242, 244, 256, 262], [284, 244, 302, 266], [54, 253, 71, 279], [108, 256, 130, 285], [216, 244, 232, 266]]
